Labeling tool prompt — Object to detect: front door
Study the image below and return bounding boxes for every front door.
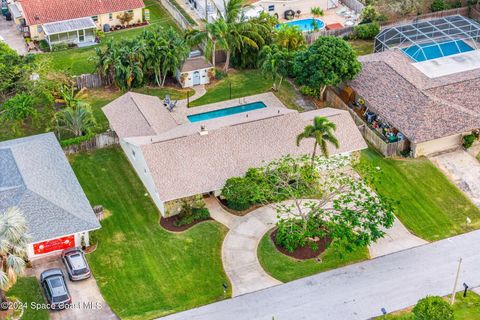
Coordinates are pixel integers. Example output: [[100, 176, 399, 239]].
[[193, 71, 201, 86], [78, 29, 85, 42]]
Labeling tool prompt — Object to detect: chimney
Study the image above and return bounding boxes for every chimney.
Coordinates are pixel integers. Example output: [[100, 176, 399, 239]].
[[199, 125, 208, 136]]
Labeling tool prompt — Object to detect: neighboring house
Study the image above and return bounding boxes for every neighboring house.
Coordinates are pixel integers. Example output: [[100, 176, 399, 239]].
[[103, 92, 367, 216], [177, 54, 214, 88], [9, 0, 145, 48], [343, 15, 480, 157], [0, 133, 101, 260]]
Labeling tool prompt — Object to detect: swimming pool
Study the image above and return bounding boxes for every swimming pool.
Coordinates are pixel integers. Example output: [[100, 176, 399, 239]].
[[277, 18, 325, 32], [402, 40, 474, 62], [187, 102, 267, 122]]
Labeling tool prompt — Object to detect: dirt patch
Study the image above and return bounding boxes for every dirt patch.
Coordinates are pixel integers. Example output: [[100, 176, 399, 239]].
[[160, 216, 212, 232], [270, 229, 331, 260]]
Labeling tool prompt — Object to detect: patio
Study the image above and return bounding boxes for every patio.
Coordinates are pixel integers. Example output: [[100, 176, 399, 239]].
[[0, 17, 27, 54]]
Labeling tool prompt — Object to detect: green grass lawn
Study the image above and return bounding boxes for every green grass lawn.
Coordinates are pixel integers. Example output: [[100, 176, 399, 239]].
[[358, 148, 480, 241], [8, 277, 49, 320], [348, 39, 374, 56], [70, 147, 230, 320], [257, 229, 369, 283], [189, 69, 301, 110], [39, 0, 178, 75], [379, 292, 480, 320]]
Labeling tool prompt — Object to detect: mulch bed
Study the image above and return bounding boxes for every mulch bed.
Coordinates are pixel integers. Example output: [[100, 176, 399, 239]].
[[160, 216, 212, 232], [217, 197, 261, 216], [270, 229, 332, 260]]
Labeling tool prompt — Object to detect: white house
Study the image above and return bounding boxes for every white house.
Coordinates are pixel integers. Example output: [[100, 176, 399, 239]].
[[103, 92, 367, 216], [0, 133, 101, 260]]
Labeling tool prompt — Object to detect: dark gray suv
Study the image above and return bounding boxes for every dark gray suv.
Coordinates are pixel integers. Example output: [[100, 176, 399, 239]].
[[62, 248, 91, 281], [40, 268, 72, 309]]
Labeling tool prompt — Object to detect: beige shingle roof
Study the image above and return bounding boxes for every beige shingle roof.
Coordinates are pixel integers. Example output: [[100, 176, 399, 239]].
[[139, 108, 367, 202], [102, 92, 178, 139]]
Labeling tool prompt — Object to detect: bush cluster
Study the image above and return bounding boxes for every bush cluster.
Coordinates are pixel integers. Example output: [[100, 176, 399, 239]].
[[352, 22, 380, 40], [462, 134, 476, 149], [174, 201, 210, 227], [412, 296, 454, 320], [275, 213, 327, 252]]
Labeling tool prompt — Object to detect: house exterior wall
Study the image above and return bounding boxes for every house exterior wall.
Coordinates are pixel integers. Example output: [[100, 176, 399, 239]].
[[119, 139, 166, 215], [177, 67, 214, 88], [27, 231, 90, 260], [412, 134, 462, 157], [254, 0, 329, 18]]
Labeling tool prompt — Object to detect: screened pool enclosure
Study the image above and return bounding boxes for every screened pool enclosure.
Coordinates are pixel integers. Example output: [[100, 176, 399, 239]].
[[374, 15, 480, 62]]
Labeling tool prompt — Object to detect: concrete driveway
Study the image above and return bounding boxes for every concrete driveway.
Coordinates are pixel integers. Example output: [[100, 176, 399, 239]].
[[26, 257, 118, 320], [0, 17, 27, 54], [430, 149, 480, 207]]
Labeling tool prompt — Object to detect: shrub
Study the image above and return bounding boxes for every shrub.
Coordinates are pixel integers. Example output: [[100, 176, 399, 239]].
[[431, 0, 447, 12], [51, 43, 69, 52], [221, 176, 258, 211], [412, 296, 454, 320], [449, 0, 462, 8], [38, 40, 50, 52], [60, 132, 95, 147], [275, 213, 327, 252], [174, 202, 210, 227], [299, 86, 320, 98], [360, 5, 379, 23], [353, 22, 380, 40], [311, 7, 324, 16], [463, 134, 476, 149], [215, 68, 227, 80]]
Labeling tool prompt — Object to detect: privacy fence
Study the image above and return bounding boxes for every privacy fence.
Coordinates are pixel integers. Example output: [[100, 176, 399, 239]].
[[62, 131, 119, 155], [74, 74, 104, 89], [159, 0, 196, 30]]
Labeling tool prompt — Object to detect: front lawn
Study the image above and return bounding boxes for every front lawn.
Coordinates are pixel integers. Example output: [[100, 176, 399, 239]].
[[8, 277, 50, 320], [379, 292, 480, 320], [258, 229, 369, 283], [70, 147, 230, 319], [189, 69, 300, 110], [39, 0, 178, 75], [358, 148, 480, 241]]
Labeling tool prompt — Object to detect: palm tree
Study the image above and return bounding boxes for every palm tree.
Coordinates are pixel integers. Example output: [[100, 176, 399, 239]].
[[258, 45, 290, 90], [0, 207, 29, 308], [296, 116, 339, 165], [275, 24, 306, 51], [54, 103, 96, 138]]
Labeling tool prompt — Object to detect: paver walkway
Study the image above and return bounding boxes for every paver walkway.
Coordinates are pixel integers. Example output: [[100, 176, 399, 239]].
[[430, 149, 480, 207], [160, 229, 480, 320], [169, 85, 206, 124]]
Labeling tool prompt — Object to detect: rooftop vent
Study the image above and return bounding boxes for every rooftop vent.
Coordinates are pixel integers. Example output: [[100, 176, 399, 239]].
[[189, 50, 202, 58], [199, 125, 208, 136]]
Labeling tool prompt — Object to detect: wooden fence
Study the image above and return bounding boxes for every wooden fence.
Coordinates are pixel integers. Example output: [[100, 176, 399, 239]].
[[63, 131, 119, 155], [74, 74, 104, 89], [326, 90, 408, 157]]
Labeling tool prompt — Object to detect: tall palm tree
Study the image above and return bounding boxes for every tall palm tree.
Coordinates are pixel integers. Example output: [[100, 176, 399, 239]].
[[296, 116, 339, 165], [0, 207, 29, 307], [54, 102, 96, 138]]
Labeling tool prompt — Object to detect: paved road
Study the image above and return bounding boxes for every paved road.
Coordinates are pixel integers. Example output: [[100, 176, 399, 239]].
[[161, 230, 480, 320]]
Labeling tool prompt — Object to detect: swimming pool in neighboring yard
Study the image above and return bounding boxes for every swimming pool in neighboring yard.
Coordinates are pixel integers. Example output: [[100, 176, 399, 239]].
[[187, 102, 267, 122], [402, 40, 474, 62], [277, 18, 325, 32]]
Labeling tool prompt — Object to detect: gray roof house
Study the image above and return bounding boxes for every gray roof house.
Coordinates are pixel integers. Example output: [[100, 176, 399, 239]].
[[0, 133, 100, 258], [103, 92, 367, 216]]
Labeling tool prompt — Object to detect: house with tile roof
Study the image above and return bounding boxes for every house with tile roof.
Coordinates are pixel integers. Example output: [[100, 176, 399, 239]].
[[338, 15, 480, 157], [103, 92, 367, 216], [9, 0, 145, 48], [0, 133, 101, 259]]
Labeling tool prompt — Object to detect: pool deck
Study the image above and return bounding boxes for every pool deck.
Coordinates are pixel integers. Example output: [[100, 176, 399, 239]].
[[413, 49, 480, 78], [278, 5, 356, 28]]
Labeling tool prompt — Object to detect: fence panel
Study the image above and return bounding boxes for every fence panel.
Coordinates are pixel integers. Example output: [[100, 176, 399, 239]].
[[159, 0, 194, 30], [63, 131, 119, 155], [341, 0, 365, 14], [74, 74, 104, 89]]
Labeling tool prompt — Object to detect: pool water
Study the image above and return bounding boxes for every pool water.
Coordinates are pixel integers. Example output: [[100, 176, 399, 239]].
[[187, 102, 267, 122], [277, 18, 325, 32], [402, 40, 474, 62]]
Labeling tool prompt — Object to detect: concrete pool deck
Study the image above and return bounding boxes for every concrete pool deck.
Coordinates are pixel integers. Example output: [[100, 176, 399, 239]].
[[413, 49, 480, 78]]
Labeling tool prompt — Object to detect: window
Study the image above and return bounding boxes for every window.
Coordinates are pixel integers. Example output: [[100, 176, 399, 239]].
[[109, 13, 113, 20], [268, 5, 275, 11], [92, 15, 98, 22]]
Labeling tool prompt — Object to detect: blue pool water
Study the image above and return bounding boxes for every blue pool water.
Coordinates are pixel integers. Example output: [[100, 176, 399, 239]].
[[277, 18, 325, 32], [187, 102, 267, 122], [402, 40, 474, 62]]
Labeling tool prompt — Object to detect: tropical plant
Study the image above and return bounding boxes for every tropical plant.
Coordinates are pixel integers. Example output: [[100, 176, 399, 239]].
[[311, 7, 324, 17], [54, 103, 96, 138], [430, 0, 447, 12], [360, 5, 379, 23], [296, 116, 339, 166], [412, 296, 454, 320], [258, 45, 291, 90], [352, 22, 380, 40], [0, 93, 36, 122], [293, 36, 361, 100], [0, 207, 30, 308], [274, 24, 306, 51], [117, 12, 134, 26]]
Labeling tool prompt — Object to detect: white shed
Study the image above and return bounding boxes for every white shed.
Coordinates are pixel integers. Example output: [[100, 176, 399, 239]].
[[177, 56, 214, 88]]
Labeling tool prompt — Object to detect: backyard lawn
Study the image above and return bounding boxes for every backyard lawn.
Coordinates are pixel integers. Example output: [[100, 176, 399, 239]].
[[358, 148, 480, 241], [39, 0, 178, 75], [189, 69, 301, 110], [258, 229, 369, 283], [8, 277, 50, 320], [70, 147, 229, 320], [348, 39, 374, 56], [379, 292, 480, 320]]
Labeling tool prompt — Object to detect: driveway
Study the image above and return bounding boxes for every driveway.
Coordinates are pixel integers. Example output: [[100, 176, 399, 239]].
[[26, 257, 118, 320], [430, 149, 480, 207], [0, 17, 27, 55], [160, 230, 480, 320]]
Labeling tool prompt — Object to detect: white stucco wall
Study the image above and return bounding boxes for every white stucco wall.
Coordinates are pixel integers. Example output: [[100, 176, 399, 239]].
[[412, 134, 462, 157], [177, 67, 213, 88], [120, 139, 166, 215]]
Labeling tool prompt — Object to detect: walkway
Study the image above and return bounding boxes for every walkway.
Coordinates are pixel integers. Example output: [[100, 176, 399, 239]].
[[169, 85, 206, 124], [161, 229, 480, 320], [0, 18, 28, 55], [430, 149, 480, 207]]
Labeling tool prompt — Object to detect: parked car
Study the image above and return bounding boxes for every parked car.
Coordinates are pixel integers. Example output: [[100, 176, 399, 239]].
[[62, 247, 91, 281], [40, 268, 72, 309]]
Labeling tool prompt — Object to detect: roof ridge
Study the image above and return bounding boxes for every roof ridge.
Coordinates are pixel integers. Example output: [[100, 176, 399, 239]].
[[129, 93, 157, 133]]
